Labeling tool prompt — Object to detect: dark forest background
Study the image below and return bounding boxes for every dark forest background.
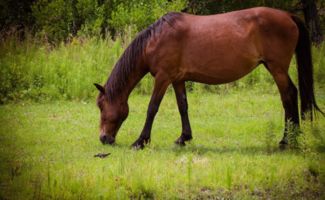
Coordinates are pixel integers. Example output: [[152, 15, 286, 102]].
[[1, 0, 324, 44]]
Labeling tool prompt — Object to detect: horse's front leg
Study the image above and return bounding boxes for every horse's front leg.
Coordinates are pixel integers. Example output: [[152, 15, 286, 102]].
[[132, 73, 170, 149], [173, 81, 192, 146]]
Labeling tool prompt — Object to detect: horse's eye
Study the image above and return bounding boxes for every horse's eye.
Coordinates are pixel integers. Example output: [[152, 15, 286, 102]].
[[101, 115, 109, 122]]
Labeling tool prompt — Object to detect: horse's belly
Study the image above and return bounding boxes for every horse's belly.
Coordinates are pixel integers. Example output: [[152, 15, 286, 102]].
[[184, 61, 258, 84], [181, 38, 259, 84]]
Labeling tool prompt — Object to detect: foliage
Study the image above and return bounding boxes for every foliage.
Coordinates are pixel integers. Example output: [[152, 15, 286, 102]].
[[31, 0, 74, 42], [0, 0, 35, 30], [28, 0, 186, 42], [110, 0, 187, 33], [74, 0, 106, 37], [31, 0, 108, 42], [2, 0, 325, 42]]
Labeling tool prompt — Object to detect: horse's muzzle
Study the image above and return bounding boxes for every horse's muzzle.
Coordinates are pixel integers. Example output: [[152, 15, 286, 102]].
[[100, 134, 115, 145]]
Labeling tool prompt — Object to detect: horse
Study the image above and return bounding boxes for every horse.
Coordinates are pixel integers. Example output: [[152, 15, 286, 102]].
[[94, 7, 323, 149]]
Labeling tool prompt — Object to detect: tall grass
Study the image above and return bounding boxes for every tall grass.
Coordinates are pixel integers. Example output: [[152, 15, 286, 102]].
[[0, 36, 120, 102], [0, 33, 324, 103]]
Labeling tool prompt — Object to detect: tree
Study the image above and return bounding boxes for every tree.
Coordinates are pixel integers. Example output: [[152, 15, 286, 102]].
[[0, 0, 35, 39], [301, 0, 323, 45]]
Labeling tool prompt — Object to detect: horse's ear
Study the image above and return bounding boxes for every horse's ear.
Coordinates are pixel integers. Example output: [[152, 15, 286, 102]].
[[94, 83, 105, 94]]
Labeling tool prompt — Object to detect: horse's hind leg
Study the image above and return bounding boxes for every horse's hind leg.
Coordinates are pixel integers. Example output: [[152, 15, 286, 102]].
[[266, 63, 299, 149], [173, 81, 192, 146]]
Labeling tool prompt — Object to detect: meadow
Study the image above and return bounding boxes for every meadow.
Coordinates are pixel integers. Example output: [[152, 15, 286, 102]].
[[0, 88, 325, 199], [0, 36, 325, 199]]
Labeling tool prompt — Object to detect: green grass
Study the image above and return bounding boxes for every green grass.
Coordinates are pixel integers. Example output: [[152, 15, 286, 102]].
[[1, 89, 325, 199], [1, 35, 324, 103]]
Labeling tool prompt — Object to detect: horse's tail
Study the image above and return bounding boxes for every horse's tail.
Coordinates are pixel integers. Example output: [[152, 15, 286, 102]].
[[291, 15, 324, 120]]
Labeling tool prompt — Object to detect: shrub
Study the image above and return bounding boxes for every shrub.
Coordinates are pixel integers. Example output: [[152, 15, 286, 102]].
[[109, 0, 187, 33], [30, 0, 187, 42]]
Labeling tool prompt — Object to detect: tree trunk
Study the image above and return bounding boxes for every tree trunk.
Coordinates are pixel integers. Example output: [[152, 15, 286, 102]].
[[71, 0, 80, 36], [301, 0, 323, 45]]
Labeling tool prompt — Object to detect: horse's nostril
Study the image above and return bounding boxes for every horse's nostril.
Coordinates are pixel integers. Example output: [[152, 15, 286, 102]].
[[100, 135, 107, 144], [100, 134, 115, 145], [107, 137, 115, 144]]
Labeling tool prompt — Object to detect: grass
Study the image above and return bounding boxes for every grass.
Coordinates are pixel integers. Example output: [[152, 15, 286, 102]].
[[0, 88, 325, 199], [0, 36, 124, 102], [1, 34, 324, 103]]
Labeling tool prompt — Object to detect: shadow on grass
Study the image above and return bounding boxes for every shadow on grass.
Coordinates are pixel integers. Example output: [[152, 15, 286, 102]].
[[169, 144, 288, 156], [111, 142, 297, 156], [99, 125, 325, 156]]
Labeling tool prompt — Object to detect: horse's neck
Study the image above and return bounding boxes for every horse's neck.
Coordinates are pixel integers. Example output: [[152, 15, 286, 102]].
[[109, 66, 147, 103]]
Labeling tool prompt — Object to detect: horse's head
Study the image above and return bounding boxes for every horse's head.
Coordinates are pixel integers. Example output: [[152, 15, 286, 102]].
[[94, 83, 128, 145]]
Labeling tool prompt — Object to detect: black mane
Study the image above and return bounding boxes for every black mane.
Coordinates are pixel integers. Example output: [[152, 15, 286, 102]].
[[104, 12, 182, 100]]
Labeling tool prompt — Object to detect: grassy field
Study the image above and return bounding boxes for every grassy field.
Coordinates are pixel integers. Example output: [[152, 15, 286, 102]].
[[0, 88, 324, 199]]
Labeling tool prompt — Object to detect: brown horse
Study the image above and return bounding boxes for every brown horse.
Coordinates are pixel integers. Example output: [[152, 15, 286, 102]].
[[95, 7, 323, 149]]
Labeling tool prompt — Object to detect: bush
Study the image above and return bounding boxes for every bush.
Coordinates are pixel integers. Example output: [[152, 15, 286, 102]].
[[30, 0, 187, 43], [32, 0, 74, 42], [110, 0, 187, 33]]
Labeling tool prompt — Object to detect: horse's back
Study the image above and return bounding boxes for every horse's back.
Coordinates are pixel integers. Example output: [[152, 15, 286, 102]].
[[183, 7, 298, 56], [146, 7, 299, 84]]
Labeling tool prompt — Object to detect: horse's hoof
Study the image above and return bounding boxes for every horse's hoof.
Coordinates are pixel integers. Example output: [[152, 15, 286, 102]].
[[174, 138, 186, 146], [183, 134, 193, 142], [132, 145, 144, 150], [175, 134, 192, 146], [131, 142, 144, 150], [131, 138, 150, 150]]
